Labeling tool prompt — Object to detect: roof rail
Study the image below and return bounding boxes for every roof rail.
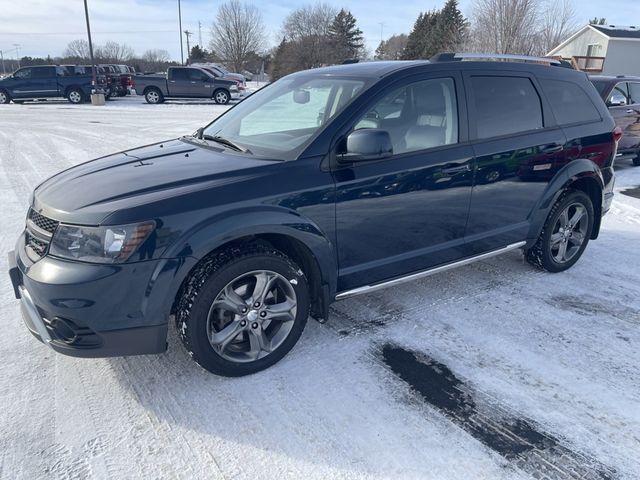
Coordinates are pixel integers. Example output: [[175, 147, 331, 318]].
[[430, 52, 562, 66]]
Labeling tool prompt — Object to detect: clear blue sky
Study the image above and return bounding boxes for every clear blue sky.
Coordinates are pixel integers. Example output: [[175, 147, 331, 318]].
[[0, 0, 638, 61]]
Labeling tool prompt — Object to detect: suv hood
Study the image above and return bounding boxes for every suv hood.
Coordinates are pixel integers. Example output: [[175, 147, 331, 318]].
[[33, 139, 277, 225]]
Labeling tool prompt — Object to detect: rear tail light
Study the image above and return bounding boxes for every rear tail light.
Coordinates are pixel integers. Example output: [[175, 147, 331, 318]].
[[613, 126, 623, 143]]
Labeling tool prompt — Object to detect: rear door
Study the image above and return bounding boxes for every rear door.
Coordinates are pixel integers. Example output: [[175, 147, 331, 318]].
[[463, 72, 566, 254], [624, 82, 640, 153], [167, 67, 191, 96], [334, 73, 475, 291]]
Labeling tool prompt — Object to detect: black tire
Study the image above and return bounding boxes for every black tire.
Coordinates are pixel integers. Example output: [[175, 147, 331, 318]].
[[479, 166, 503, 184], [67, 88, 85, 104], [175, 246, 310, 376], [633, 156, 640, 167], [525, 189, 594, 273], [0, 89, 10, 104], [213, 89, 230, 105], [144, 88, 164, 104]]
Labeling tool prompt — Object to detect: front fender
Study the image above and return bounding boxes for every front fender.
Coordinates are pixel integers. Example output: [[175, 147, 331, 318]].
[[526, 159, 604, 243], [158, 206, 337, 315]]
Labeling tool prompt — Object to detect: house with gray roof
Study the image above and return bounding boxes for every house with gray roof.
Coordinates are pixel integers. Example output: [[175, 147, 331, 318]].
[[548, 24, 640, 76]]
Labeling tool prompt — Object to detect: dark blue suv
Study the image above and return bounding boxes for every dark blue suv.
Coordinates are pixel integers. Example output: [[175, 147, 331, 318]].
[[8, 54, 619, 376]]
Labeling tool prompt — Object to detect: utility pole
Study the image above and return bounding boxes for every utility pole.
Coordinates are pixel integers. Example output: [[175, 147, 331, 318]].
[[184, 30, 192, 64], [13, 44, 21, 68], [178, 0, 184, 65], [84, 0, 103, 104], [378, 22, 385, 45], [198, 21, 203, 47], [0, 50, 5, 75]]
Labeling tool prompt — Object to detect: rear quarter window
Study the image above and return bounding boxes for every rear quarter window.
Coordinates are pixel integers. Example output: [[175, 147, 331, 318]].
[[540, 79, 601, 125], [470, 76, 543, 139]]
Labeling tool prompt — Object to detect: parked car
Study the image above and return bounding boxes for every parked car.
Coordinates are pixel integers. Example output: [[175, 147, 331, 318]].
[[133, 66, 239, 104], [590, 75, 640, 166], [9, 54, 620, 376], [98, 64, 127, 97], [60, 65, 111, 99], [107, 64, 135, 96], [0, 65, 99, 104], [195, 65, 247, 97]]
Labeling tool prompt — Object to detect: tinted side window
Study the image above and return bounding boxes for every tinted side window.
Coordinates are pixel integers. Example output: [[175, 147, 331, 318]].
[[629, 82, 640, 105], [470, 76, 543, 139], [540, 79, 601, 125], [13, 68, 32, 79], [188, 69, 209, 81], [608, 82, 629, 105], [354, 78, 459, 154], [32, 67, 54, 79], [171, 68, 189, 81]]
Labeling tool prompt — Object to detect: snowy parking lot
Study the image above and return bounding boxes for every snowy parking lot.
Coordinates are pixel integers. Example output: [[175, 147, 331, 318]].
[[1, 97, 639, 480]]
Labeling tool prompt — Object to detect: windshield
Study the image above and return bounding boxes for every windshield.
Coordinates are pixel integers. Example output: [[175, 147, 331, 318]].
[[202, 75, 368, 160]]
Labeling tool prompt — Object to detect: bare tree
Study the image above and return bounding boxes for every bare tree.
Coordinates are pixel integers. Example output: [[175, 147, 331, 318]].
[[470, 0, 540, 54], [282, 3, 337, 69], [375, 34, 409, 60], [63, 39, 91, 60], [538, 0, 578, 54], [98, 41, 135, 63], [210, 0, 265, 72]]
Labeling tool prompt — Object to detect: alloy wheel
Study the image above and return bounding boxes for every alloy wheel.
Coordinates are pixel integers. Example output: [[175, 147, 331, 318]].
[[69, 91, 82, 103], [215, 91, 229, 104], [206, 270, 297, 363], [147, 91, 159, 103], [0, 91, 8, 104], [549, 202, 588, 264]]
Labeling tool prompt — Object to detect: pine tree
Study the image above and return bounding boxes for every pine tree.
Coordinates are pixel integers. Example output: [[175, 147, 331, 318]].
[[328, 9, 364, 62], [190, 45, 206, 63], [589, 17, 606, 25], [437, 0, 468, 52], [403, 11, 439, 59]]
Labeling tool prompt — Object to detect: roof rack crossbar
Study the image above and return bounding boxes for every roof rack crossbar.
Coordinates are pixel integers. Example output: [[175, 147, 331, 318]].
[[452, 53, 561, 65]]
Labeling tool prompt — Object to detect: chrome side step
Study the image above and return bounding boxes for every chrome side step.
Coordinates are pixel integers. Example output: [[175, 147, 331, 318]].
[[335, 241, 526, 301]]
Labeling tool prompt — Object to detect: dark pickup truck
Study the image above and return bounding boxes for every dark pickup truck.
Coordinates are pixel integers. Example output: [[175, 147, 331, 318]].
[[0, 65, 98, 104], [133, 66, 239, 104]]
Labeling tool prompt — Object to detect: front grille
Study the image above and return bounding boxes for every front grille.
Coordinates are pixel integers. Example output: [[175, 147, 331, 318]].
[[25, 232, 48, 258], [25, 209, 58, 261], [28, 209, 59, 234]]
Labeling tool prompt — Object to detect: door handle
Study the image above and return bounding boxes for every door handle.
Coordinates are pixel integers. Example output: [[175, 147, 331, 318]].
[[541, 144, 564, 154]]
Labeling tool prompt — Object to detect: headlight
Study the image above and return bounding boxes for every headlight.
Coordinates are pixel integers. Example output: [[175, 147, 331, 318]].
[[230, 84, 238, 91], [50, 221, 155, 263]]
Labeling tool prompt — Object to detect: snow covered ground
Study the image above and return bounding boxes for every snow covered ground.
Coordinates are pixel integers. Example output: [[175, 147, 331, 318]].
[[1, 97, 639, 480]]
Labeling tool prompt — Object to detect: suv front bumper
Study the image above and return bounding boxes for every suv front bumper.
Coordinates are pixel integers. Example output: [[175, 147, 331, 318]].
[[8, 242, 169, 358]]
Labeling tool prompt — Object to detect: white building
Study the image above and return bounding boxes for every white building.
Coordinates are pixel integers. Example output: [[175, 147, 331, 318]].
[[548, 24, 640, 76]]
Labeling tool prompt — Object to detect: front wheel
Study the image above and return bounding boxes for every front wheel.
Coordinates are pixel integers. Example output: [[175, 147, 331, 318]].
[[67, 88, 84, 104], [213, 89, 230, 105], [525, 190, 594, 272], [176, 246, 309, 376]]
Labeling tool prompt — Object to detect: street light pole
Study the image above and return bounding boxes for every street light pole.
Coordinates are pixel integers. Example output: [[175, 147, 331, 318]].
[[178, 0, 184, 65], [0, 50, 5, 75], [184, 30, 192, 65]]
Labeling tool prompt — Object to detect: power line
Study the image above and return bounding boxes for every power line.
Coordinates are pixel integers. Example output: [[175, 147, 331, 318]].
[[1, 30, 176, 36]]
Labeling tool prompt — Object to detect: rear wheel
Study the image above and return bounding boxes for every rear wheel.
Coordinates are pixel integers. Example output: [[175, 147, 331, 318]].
[[213, 89, 230, 105], [176, 246, 309, 376], [144, 88, 163, 104], [67, 88, 84, 104], [0, 90, 10, 104], [525, 190, 594, 273]]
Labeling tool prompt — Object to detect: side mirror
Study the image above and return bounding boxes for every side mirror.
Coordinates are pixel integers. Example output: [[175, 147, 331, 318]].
[[609, 94, 627, 107], [340, 129, 393, 163], [293, 89, 310, 104]]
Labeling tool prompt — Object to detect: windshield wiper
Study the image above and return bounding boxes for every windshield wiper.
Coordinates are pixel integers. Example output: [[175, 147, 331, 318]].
[[201, 134, 251, 154]]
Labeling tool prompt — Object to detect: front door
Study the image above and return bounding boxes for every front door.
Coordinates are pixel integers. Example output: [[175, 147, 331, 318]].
[[333, 75, 474, 291], [187, 68, 214, 98]]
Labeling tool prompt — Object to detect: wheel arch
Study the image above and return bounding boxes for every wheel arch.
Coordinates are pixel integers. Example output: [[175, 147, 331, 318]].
[[527, 159, 604, 243], [164, 212, 337, 324]]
